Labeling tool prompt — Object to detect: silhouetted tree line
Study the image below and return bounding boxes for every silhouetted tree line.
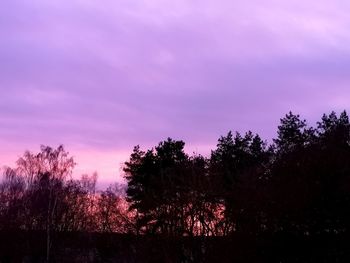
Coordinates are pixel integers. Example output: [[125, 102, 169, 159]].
[[0, 146, 135, 261], [1, 110, 350, 261], [0, 146, 134, 234], [124, 110, 350, 238]]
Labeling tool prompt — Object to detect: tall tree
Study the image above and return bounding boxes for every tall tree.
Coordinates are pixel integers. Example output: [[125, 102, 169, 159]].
[[273, 111, 314, 154], [266, 111, 350, 236], [209, 131, 270, 234], [124, 138, 192, 235]]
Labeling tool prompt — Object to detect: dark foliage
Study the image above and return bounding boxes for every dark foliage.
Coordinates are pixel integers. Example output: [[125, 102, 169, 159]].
[[1, 110, 350, 261]]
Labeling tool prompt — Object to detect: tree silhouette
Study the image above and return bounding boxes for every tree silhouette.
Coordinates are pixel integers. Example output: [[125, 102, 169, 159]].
[[1, 110, 350, 261], [124, 138, 191, 235], [209, 131, 271, 235], [264, 111, 350, 237]]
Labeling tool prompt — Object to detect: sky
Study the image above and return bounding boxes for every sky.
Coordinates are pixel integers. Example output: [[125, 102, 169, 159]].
[[1, 0, 350, 187]]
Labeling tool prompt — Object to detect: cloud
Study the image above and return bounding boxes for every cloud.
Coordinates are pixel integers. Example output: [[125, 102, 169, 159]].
[[1, 0, 350, 182]]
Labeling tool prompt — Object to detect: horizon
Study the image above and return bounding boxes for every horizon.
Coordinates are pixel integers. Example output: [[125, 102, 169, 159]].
[[0, 109, 346, 189]]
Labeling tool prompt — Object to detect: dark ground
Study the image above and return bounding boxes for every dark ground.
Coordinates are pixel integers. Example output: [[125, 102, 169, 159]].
[[0, 231, 350, 262]]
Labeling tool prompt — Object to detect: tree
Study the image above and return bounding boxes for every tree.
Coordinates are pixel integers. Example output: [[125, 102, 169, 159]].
[[266, 111, 350, 236], [273, 111, 314, 154], [0, 167, 25, 230], [124, 138, 194, 236], [209, 131, 270, 235], [97, 183, 134, 233], [13, 145, 75, 262]]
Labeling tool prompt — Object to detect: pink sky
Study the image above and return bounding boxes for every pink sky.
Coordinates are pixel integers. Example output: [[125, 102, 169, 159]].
[[1, 0, 350, 187]]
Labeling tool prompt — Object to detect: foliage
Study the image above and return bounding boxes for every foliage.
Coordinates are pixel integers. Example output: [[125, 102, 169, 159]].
[[1, 110, 350, 244]]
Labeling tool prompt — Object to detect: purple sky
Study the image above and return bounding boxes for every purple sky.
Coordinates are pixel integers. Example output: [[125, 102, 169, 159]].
[[1, 0, 350, 186]]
